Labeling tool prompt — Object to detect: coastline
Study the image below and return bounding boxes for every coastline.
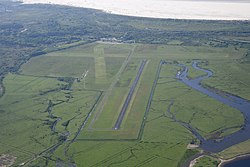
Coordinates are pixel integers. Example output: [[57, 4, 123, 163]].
[[187, 153, 250, 167], [189, 155, 205, 167], [19, 0, 250, 20], [218, 154, 250, 167]]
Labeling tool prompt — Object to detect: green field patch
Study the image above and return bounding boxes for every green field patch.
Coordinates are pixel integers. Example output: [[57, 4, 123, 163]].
[[81, 59, 141, 134], [1, 74, 67, 95], [219, 139, 250, 159], [151, 63, 244, 140], [78, 59, 156, 140], [20, 56, 95, 78], [185, 61, 208, 79], [1, 42, 249, 166], [201, 60, 250, 100], [193, 155, 219, 167], [49, 90, 101, 140], [43, 42, 133, 58], [143, 111, 194, 142], [121, 59, 157, 132], [105, 57, 126, 80], [20, 42, 131, 90], [93, 44, 105, 56], [90, 87, 128, 129], [103, 43, 134, 56], [95, 57, 107, 84], [133, 44, 246, 60], [0, 74, 66, 165], [71, 57, 125, 90], [0, 73, 101, 165], [68, 141, 188, 167], [25, 157, 56, 167], [20, 53, 125, 91]]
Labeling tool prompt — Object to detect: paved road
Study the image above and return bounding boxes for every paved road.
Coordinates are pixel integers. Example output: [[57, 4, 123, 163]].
[[113, 60, 147, 130], [89, 45, 136, 129]]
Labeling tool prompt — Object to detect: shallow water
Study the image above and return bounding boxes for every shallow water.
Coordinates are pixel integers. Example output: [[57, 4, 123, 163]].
[[177, 61, 250, 153], [223, 156, 250, 167], [21, 0, 250, 20]]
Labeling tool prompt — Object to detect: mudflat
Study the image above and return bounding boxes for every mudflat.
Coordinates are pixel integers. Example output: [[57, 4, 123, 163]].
[[21, 0, 250, 20]]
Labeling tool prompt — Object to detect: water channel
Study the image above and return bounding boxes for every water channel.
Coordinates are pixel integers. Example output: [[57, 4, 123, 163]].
[[223, 156, 250, 167], [177, 61, 250, 153]]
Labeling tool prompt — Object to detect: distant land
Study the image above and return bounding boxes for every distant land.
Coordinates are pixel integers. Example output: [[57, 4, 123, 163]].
[[20, 0, 250, 20]]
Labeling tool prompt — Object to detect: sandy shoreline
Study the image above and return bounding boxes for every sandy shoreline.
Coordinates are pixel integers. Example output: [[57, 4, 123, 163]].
[[189, 155, 205, 167], [20, 0, 250, 20], [188, 154, 250, 167]]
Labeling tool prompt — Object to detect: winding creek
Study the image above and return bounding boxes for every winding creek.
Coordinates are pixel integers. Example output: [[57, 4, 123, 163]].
[[177, 61, 250, 153]]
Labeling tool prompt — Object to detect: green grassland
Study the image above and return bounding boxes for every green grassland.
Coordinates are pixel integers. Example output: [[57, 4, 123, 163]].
[[82, 59, 142, 134], [1, 0, 250, 111], [201, 60, 250, 100], [193, 156, 219, 167], [20, 43, 128, 90], [66, 141, 189, 167], [185, 61, 208, 79], [144, 63, 243, 141], [20, 56, 95, 78], [0, 42, 249, 166], [1, 1, 250, 166], [0, 74, 65, 164], [219, 139, 250, 159], [79, 58, 158, 140], [133, 44, 243, 60], [0, 73, 101, 165], [41, 43, 133, 58]]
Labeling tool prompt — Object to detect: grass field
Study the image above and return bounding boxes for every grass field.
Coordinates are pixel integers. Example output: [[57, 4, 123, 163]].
[[83, 59, 143, 134], [143, 62, 243, 141], [0, 73, 101, 165], [20, 42, 129, 90], [0, 42, 249, 166], [193, 155, 219, 167], [201, 60, 250, 100], [20, 56, 95, 78], [219, 139, 250, 159]]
